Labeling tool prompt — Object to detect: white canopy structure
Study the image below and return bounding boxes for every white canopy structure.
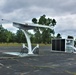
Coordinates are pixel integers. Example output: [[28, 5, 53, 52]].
[[13, 22, 52, 55]]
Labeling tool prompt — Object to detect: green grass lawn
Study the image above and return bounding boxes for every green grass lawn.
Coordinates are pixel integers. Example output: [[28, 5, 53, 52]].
[[0, 43, 51, 47], [0, 43, 22, 47]]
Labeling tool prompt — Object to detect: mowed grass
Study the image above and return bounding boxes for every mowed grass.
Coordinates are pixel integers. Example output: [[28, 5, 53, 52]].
[[0, 43, 22, 47], [0, 43, 51, 47]]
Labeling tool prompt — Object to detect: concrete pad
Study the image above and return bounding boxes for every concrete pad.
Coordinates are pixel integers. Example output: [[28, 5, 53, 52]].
[[3, 52, 38, 57]]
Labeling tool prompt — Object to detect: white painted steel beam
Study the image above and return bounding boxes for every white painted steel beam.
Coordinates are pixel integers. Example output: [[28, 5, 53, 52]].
[[13, 22, 52, 54]]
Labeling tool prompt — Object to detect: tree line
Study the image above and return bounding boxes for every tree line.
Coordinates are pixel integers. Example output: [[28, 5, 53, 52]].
[[0, 25, 27, 43], [0, 15, 58, 44]]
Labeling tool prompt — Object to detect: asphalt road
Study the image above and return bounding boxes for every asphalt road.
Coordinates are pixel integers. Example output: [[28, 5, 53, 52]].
[[0, 46, 76, 75]]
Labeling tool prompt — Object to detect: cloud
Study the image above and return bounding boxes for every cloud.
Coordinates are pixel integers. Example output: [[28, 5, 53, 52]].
[[1, 0, 76, 15], [0, 0, 76, 38], [2, 23, 18, 33], [54, 14, 76, 37]]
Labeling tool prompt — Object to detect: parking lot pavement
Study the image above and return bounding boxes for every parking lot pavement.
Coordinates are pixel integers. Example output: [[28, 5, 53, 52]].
[[0, 46, 76, 75]]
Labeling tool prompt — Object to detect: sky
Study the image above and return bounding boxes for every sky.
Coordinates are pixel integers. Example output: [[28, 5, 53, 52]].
[[0, 0, 76, 38]]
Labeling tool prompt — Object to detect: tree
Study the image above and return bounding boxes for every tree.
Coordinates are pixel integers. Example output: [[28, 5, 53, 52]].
[[32, 18, 37, 24], [5, 30, 11, 43], [16, 29, 26, 43], [9, 33, 16, 42], [67, 36, 74, 39], [0, 25, 10, 42], [56, 33, 62, 38], [52, 19, 56, 26], [0, 25, 17, 43], [32, 15, 56, 44]]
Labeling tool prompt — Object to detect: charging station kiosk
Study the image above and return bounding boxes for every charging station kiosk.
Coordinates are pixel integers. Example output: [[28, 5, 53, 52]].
[[52, 38, 74, 53]]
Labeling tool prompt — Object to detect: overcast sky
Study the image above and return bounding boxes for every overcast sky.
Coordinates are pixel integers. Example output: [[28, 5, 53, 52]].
[[0, 0, 76, 38]]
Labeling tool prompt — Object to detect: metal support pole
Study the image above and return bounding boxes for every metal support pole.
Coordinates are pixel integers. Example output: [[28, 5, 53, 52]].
[[21, 29, 33, 54]]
